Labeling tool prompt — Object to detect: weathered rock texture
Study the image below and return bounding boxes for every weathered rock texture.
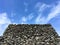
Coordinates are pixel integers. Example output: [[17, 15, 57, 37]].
[[0, 24, 60, 45]]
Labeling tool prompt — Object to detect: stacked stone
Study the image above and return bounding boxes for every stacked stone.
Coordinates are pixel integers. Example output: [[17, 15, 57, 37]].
[[0, 36, 7, 45], [0, 24, 60, 45]]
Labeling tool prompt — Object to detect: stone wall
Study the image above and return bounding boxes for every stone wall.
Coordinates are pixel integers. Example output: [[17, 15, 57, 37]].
[[0, 24, 60, 45]]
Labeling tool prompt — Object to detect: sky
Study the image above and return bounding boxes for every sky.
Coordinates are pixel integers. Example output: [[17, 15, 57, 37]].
[[0, 0, 60, 36]]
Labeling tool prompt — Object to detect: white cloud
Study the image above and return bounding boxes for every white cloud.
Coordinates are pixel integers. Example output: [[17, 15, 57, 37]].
[[47, 2, 60, 21], [27, 13, 34, 20], [35, 1, 60, 24], [38, 4, 50, 12], [35, 2, 50, 12], [0, 13, 11, 36], [24, 2, 28, 12], [21, 22, 27, 24], [20, 16, 27, 24], [22, 16, 27, 22], [20, 13, 34, 24], [0, 13, 11, 24], [35, 2, 50, 24], [35, 14, 48, 24]]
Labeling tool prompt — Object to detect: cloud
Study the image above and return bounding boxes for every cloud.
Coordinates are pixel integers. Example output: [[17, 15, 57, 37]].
[[0, 13, 11, 36], [35, 2, 50, 24], [27, 13, 34, 20], [21, 16, 27, 24], [22, 16, 27, 22], [35, 2, 50, 13], [47, 2, 60, 21], [35, 14, 47, 24], [24, 2, 28, 12], [20, 13, 34, 24], [0, 13, 11, 24], [35, 1, 60, 24]]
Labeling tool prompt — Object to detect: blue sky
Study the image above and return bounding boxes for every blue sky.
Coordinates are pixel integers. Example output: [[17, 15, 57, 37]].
[[0, 0, 60, 36]]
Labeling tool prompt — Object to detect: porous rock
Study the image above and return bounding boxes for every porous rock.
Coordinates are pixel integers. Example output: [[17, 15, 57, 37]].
[[0, 24, 60, 45]]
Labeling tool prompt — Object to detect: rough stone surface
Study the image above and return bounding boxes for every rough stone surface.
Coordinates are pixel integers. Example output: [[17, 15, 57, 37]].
[[0, 24, 60, 45]]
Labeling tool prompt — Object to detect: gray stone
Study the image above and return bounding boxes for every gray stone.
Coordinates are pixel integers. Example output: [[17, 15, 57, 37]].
[[0, 24, 60, 45]]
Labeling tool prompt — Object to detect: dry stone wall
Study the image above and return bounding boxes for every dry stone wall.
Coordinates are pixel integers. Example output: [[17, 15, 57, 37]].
[[0, 24, 60, 45]]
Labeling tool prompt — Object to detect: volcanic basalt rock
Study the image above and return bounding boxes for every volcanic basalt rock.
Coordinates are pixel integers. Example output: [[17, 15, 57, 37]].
[[0, 24, 60, 45]]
